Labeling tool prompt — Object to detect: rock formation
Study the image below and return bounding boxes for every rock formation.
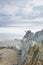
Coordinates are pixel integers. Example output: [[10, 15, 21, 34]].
[[0, 30, 43, 65], [22, 30, 43, 65]]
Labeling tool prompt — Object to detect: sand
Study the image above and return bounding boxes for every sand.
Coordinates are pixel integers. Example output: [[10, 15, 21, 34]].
[[0, 40, 22, 65]]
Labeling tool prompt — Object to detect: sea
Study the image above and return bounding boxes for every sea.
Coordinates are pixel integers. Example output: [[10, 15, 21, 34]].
[[0, 27, 42, 41]]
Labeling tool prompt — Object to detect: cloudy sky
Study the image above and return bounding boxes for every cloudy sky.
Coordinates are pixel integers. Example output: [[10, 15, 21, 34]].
[[0, 0, 43, 41]]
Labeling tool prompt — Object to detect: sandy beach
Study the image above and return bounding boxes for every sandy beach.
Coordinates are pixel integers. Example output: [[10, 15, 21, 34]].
[[0, 40, 22, 65]]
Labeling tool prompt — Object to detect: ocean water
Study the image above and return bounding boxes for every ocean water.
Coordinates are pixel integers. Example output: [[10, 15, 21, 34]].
[[0, 27, 25, 41], [0, 27, 42, 41], [0, 33, 23, 41]]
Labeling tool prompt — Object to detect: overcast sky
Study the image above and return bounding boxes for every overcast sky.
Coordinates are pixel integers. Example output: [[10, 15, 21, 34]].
[[0, 0, 43, 27], [0, 0, 43, 41]]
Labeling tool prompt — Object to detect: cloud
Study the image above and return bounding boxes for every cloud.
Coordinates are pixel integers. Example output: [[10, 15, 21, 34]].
[[0, 0, 43, 28], [33, 0, 43, 6], [0, 0, 43, 41], [33, 6, 43, 11], [0, 5, 19, 16]]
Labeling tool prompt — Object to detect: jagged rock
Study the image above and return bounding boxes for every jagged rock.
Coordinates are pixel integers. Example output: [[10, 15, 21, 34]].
[[14, 39, 43, 65], [21, 45, 39, 65], [18, 39, 38, 65], [0, 30, 43, 65], [39, 43, 43, 61], [18, 41, 31, 65], [34, 30, 43, 42], [0, 45, 21, 54], [23, 30, 34, 41], [23, 30, 43, 43]]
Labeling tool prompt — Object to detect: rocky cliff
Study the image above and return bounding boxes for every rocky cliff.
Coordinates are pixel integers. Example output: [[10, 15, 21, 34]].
[[22, 30, 43, 65], [0, 30, 43, 65]]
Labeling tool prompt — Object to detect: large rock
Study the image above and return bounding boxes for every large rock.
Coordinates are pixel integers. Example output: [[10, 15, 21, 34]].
[[34, 30, 43, 42], [0, 40, 22, 65], [23, 31, 34, 41], [0, 49, 20, 65], [23, 30, 43, 43], [21, 45, 39, 65], [20, 44, 43, 65]]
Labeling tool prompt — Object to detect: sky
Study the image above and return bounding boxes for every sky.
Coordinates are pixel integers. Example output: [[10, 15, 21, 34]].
[[0, 0, 43, 41]]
